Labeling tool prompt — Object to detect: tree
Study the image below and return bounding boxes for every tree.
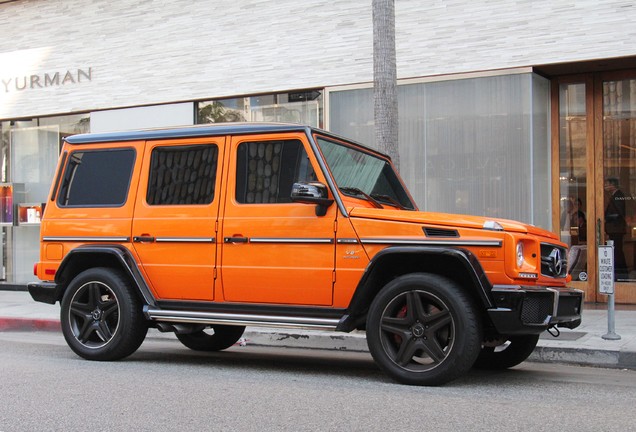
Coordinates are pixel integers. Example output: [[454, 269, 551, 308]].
[[197, 101, 246, 124], [372, 0, 399, 170]]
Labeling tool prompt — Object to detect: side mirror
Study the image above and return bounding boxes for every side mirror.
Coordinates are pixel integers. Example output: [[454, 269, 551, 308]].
[[291, 182, 334, 216]]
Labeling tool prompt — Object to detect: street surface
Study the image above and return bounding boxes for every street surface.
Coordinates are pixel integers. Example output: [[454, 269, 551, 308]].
[[1, 331, 635, 431]]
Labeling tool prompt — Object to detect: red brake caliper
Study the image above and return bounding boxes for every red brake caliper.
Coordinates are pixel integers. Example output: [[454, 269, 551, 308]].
[[394, 305, 408, 344]]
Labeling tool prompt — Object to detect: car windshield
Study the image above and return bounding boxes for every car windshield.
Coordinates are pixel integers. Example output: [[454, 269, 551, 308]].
[[315, 136, 415, 210]]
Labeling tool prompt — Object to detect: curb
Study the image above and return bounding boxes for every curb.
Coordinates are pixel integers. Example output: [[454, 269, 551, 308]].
[[1, 316, 635, 371], [0, 317, 61, 332], [529, 345, 636, 370]]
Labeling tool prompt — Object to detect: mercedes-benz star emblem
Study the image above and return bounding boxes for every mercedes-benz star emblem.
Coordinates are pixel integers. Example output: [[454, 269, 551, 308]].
[[549, 248, 563, 276]]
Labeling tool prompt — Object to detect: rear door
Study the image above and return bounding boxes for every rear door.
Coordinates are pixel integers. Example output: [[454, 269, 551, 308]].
[[219, 133, 337, 305], [132, 137, 225, 301]]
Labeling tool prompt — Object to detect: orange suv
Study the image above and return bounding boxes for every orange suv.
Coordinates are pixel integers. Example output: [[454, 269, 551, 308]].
[[28, 123, 582, 385]]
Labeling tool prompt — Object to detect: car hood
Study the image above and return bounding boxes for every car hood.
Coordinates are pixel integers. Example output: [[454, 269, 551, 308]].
[[347, 208, 559, 240]]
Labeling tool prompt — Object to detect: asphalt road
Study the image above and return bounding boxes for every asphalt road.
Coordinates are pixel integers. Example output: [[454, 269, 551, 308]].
[[1, 331, 635, 432]]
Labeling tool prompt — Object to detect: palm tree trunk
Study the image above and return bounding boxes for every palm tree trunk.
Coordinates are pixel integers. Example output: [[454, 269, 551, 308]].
[[372, 0, 399, 170]]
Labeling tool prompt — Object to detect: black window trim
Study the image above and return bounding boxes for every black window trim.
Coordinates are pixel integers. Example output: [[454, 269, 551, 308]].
[[50, 151, 68, 202]]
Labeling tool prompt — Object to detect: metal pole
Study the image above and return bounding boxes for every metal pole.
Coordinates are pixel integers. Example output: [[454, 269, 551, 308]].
[[602, 240, 621, 340]]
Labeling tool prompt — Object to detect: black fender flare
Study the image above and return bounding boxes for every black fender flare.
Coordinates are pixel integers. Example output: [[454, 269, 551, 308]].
[[336, 246, 494, 331], [54, 245, 156, 307]]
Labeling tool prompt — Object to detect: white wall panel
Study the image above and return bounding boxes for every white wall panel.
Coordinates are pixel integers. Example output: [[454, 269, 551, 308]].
[[90, 103, 194, 133], [1, 0, 636, 119]]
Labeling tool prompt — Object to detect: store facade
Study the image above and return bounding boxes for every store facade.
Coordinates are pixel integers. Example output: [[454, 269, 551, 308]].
[[1, 0, 636, 303]]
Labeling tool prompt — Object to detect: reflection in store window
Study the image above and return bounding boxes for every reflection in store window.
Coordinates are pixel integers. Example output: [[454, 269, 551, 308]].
[[559, 82, 588, 282], [197, 90, 323, 128], [603, 79, 636, 282]]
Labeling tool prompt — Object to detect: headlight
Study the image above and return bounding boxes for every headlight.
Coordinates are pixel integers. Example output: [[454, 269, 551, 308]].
[[516, 242, 524, 267]]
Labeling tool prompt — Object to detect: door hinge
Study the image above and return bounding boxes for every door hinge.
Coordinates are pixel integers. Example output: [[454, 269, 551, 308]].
[[332, 270, 336, 283]]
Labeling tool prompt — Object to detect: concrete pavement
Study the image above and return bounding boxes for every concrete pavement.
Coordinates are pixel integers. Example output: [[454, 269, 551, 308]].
[[1, 289, 636, 370]]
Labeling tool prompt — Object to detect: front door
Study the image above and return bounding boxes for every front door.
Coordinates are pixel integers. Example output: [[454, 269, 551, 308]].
[[220, 133, 336, 306], [557, 71, 636, 303]]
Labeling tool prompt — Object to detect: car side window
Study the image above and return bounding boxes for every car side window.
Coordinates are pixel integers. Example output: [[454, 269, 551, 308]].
[[235, 139, 316, 204], [57, 148, 136, 207], [147, 144, 218, 205]]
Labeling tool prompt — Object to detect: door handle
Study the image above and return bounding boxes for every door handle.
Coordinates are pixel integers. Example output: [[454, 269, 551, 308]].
[[224, 236, 249, 244], [133, 236, 155, 243]]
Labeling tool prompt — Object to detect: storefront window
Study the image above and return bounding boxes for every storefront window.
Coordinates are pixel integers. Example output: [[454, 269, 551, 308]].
[[197, 90, 323, 128], [329, 73, 551, 229], [0, 113, 89, 285]]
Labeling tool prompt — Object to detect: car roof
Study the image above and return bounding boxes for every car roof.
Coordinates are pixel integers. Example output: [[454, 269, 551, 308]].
[[63, 122, 390, 160], [64, 122, 312, 144]]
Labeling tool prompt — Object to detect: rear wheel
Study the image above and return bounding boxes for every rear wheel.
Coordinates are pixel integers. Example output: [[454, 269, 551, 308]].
[[60, 267, 148, 361], [366, 273, 482, 386], [473, 334, 540, 370], [176, 325, 246, 351]]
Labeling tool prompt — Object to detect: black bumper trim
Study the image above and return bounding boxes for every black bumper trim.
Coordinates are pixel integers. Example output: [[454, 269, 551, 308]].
[[487, 285, 583, 335], [27, 281, 62, 305]]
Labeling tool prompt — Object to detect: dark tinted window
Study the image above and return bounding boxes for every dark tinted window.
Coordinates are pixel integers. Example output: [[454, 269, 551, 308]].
[[57, 149, 135, 207], [147, 145, 218, 205], [235, 140, 315, 204]]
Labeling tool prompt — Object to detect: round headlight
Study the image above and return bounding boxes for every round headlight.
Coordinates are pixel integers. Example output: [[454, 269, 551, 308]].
[[516, 242, 524, 267]]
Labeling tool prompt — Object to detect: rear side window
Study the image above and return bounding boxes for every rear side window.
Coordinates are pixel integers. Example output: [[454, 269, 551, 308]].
[[147, 144, 218, 205], [57, 149, 136, 207]]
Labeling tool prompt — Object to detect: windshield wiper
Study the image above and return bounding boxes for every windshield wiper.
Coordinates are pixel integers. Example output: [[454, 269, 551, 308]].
[[340, 187, 383, 209], [370, 193, 407, 210]]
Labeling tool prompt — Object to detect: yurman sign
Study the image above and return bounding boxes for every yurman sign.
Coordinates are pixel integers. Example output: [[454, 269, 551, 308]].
[[2, 67, 92, 93]]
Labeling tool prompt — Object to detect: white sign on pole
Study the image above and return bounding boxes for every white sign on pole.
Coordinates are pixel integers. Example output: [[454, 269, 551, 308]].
[[598, 245, 615, 295]]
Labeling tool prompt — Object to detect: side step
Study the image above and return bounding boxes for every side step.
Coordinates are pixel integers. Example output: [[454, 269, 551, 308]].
[[144, 306, 340, 331]]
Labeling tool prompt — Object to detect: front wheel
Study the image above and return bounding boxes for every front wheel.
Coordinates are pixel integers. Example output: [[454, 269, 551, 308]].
[[366, 273, 482, 386], [176, 325, 246, 351], [60, 267, 148, 361], [473, 334, 540, 370]]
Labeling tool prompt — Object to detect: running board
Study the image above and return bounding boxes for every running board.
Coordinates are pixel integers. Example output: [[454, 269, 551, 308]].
[[144, 306, 341, 331]]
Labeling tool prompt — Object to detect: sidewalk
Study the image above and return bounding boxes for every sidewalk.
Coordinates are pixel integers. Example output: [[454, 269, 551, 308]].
[[1, 290, 636, 370]]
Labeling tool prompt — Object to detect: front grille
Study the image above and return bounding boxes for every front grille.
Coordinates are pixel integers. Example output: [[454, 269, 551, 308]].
[[520, 292, 554, 325], [540, 243, 568, 278]]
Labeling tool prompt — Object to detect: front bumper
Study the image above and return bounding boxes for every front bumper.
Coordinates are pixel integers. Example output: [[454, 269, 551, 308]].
[[487, 285, 583, 335]]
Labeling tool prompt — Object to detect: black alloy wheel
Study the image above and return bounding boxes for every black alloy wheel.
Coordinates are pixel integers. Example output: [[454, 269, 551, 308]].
[[473, 334, 541, 370], [60, 268, 148, 361], [366, 273, 482, 386], [176, 325, 246, 351]]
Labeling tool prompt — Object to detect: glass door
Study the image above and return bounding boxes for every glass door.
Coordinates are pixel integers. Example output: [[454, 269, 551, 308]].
[[597, 73, 636, 304], [557, 72, 636, 304]]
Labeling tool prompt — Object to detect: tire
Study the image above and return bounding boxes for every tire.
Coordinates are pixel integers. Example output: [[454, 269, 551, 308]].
[[473, 334, 540, 370], [366, 273, 482, 386], [176, 325, 246, 351], [60, 267, 148, 361]]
